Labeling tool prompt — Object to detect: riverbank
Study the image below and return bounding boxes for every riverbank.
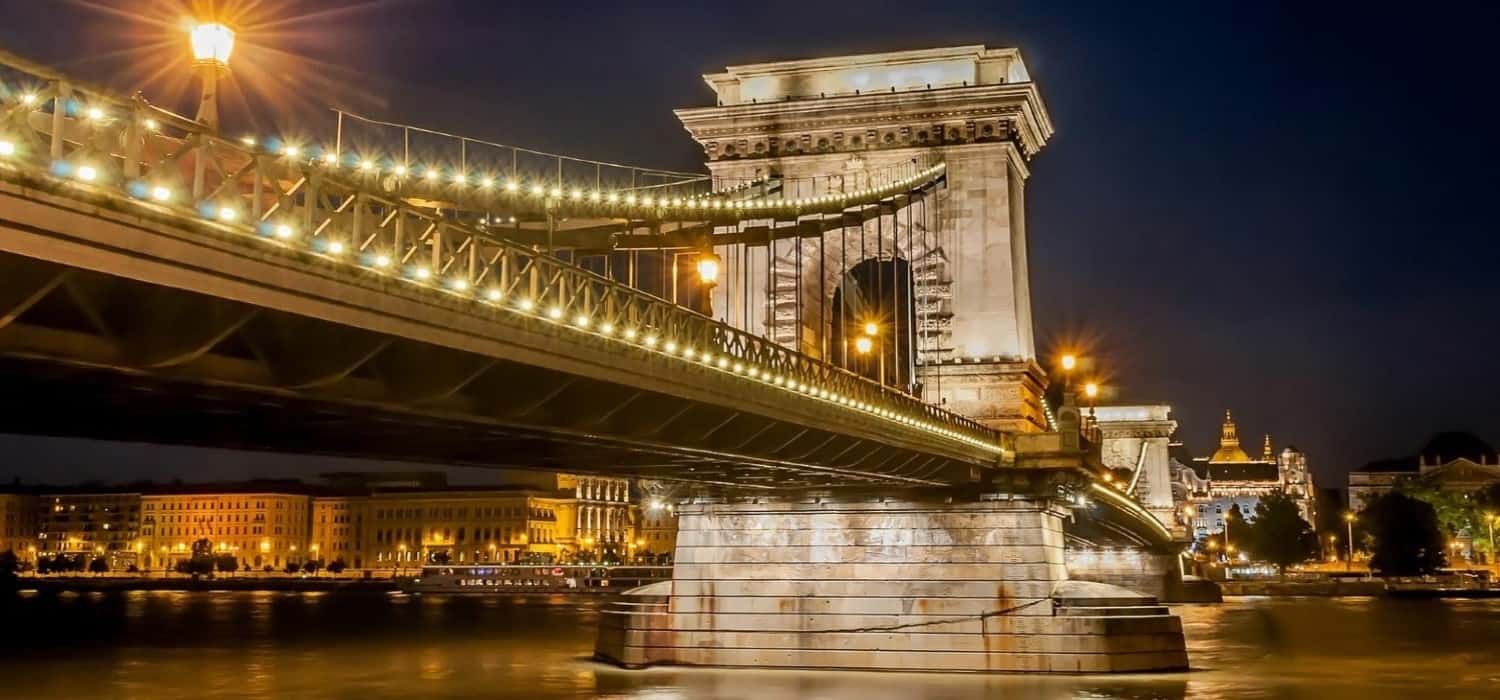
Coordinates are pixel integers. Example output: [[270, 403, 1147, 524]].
[[10, 576, 398, 593], [1219, 579, 1500, 597]]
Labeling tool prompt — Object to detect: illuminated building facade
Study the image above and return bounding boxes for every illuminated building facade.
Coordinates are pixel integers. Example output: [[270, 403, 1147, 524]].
[[0, 492, 37, 562], [557, 475, 633, 553], [1348, 432, 1499, 512], [311, 496, 366, 568], [35, 491, 142, 569], [364, 487, 570, 567], [1174, 410, 1317, 538], [140, 488, 312, 571]]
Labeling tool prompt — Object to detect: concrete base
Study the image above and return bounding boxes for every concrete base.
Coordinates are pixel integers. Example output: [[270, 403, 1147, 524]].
[[596, 497, 1187, 673]]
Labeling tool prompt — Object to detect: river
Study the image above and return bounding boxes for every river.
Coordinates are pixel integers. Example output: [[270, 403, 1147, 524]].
[[2, 590, 1498, 699]]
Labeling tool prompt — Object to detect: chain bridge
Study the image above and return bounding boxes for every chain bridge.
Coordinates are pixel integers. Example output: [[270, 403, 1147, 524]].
[[0, 42, 1194, 674]]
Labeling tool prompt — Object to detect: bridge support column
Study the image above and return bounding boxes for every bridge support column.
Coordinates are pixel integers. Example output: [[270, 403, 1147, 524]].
[[597, 492, 1187, 673]]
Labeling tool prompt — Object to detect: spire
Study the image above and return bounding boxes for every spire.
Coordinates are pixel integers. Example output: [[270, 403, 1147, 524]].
[[1263, 434, 1273, 461], [1220, 410, 1238, 447]]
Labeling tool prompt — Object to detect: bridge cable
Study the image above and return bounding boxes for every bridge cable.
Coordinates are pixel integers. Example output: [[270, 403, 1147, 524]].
[[811, 597, 1050, 635]]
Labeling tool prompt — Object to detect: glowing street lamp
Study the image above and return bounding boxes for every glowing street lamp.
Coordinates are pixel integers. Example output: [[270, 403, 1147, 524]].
[[854, 336, 873, 355], [189, 21, 235, 130], [696, 253, 721, 285], [863, 321, 880, 337], [1343, 512, 1356, 572]]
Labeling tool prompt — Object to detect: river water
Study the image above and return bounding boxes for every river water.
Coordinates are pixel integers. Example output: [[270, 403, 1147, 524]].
[[3, 590, 1498, 699]]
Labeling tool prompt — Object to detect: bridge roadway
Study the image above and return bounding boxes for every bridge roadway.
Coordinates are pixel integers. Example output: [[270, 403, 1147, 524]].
[[0, 54, 1002, 491]]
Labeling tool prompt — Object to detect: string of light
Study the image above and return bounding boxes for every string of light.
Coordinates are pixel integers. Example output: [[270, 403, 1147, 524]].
[[0, 93, 996, 455]]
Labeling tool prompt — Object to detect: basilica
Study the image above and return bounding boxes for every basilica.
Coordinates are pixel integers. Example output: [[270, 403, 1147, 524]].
[[1173, 411, 1317, 538]]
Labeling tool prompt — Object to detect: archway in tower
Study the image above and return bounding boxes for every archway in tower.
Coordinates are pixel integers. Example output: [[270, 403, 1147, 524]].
[[830, 258, 915, 389]]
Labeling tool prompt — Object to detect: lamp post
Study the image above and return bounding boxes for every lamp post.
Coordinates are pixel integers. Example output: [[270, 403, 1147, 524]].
[[1083, 382, 1099, 423], [1059, 353, 1077, 391], [696, 252, 720, 316], [859, 321, 884, 386], [189, 21, 235, 130], [1486, 512, 1497, 570], [1343, 512, 1355, 573]]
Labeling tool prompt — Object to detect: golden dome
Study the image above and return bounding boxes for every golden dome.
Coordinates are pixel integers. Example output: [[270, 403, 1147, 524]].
[[1210, 409, 1253, 463]]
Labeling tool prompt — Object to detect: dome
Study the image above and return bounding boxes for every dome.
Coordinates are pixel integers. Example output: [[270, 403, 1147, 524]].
[[1209, 409, 1253, 463], [1419, 432, 1496, 465]]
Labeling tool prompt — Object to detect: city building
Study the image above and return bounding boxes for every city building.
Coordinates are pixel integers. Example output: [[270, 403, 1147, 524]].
[[1347, 432, 1500, 511], [311, 495, 367, 568], [1172, 411, 1317, 538], [8, 472, 641, 572], [139, 485, 312, 571], [557, 474, 633, 554], [0, 492, 37, 562], [363, 486, 570, 567], [35, 491, 143, 569]]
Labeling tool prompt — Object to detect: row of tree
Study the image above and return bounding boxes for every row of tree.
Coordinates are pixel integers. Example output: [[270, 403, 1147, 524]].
[[1213, 479, 1497, 577]]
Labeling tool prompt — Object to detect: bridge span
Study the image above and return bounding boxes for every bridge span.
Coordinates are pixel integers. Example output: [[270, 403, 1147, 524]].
[[0, 43, 1192, 673]]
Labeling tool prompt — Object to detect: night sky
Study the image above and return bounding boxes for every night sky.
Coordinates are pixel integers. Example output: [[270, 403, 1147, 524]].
[[1, 1, 1495, 489]]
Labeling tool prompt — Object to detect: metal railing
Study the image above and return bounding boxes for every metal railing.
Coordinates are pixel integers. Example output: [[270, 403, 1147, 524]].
[[0, 48, 1001, 456]]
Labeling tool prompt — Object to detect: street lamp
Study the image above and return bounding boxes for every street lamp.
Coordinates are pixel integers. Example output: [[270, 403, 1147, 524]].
[[1059, 353, 1077, 391], [1343, 512, 1356, 573], [854, 336, 873, 355], [696, 253, 720, 286], [1083, 382, 1099, 422], [189, 21, 235, 130]]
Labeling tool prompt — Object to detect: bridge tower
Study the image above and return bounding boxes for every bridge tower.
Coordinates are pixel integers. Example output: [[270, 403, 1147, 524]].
[[675, 45, 1054, 434]]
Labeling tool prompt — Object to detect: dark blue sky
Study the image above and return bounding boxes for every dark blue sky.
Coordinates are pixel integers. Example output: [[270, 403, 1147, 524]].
[[1, 0, 1496, 487]]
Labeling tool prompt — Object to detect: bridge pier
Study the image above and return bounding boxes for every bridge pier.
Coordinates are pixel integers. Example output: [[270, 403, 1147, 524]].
[[597, 490, 1187, 673]]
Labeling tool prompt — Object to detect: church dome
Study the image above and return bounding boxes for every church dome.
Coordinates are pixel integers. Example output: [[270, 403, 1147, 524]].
[[1419, 432, 1497, 465], [1209, 409, 1253, 463]]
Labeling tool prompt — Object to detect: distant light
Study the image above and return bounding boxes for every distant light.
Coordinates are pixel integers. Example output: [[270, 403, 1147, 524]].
[[854, 336, 873, 354], [327, 241, 345, 255], [143, 118, 159, 131], [485, 288, 502, 301], [86, 107, 104, 121], [217, 206, 236, 221], [20, 94, 37, 105], [451, 279, 468, 291], [322, 153, 337, 165], [373, 254, 391, 268], [76, 165, 98, 182], [393, 165, 408, 176], [518, 299, 535, 311], [189, 21, 236, 65], [282, 145, 300, 157], [0, 141, 16, 157], [274, 224, 293, 239], [863, 321, 879, 336], [425, 169, 440, 181], [240, 136, 256, 147], [358, 160, 373, 172], [548, 307, 563, 320], [150, 186, 171, 202], [414, 267, 432, 280], [1084, 382, 1099, 399], [1061, 354, 1077, 371]]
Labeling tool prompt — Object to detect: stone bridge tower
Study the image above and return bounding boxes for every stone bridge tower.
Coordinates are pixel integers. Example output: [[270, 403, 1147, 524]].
[[675, 45, 1054, 433]]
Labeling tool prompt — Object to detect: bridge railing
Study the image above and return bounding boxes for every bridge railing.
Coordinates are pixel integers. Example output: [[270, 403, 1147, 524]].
[[0, 50, 1001, 456]]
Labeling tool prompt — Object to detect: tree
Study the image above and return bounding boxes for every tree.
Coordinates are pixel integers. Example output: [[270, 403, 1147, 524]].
[[214, 554, 239, 574], [1363, 491, 1447, 576], [0, 549, 19, 588], [88, 556, 109, 575], [283, 561, 300, 574], [302, 559, 322, 575], [1245, 492, 1318, 576], [326, 559, 347, 575]]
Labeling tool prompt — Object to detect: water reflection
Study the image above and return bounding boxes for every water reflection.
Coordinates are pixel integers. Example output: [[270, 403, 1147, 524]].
[[2, 591, 1498, 699]]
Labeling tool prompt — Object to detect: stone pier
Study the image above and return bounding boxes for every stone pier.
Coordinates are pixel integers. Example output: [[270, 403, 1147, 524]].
[[596, 491, 1187, 673]]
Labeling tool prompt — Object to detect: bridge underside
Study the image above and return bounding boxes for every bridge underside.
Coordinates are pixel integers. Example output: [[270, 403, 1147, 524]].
[[0, 182, 1002, 490]]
